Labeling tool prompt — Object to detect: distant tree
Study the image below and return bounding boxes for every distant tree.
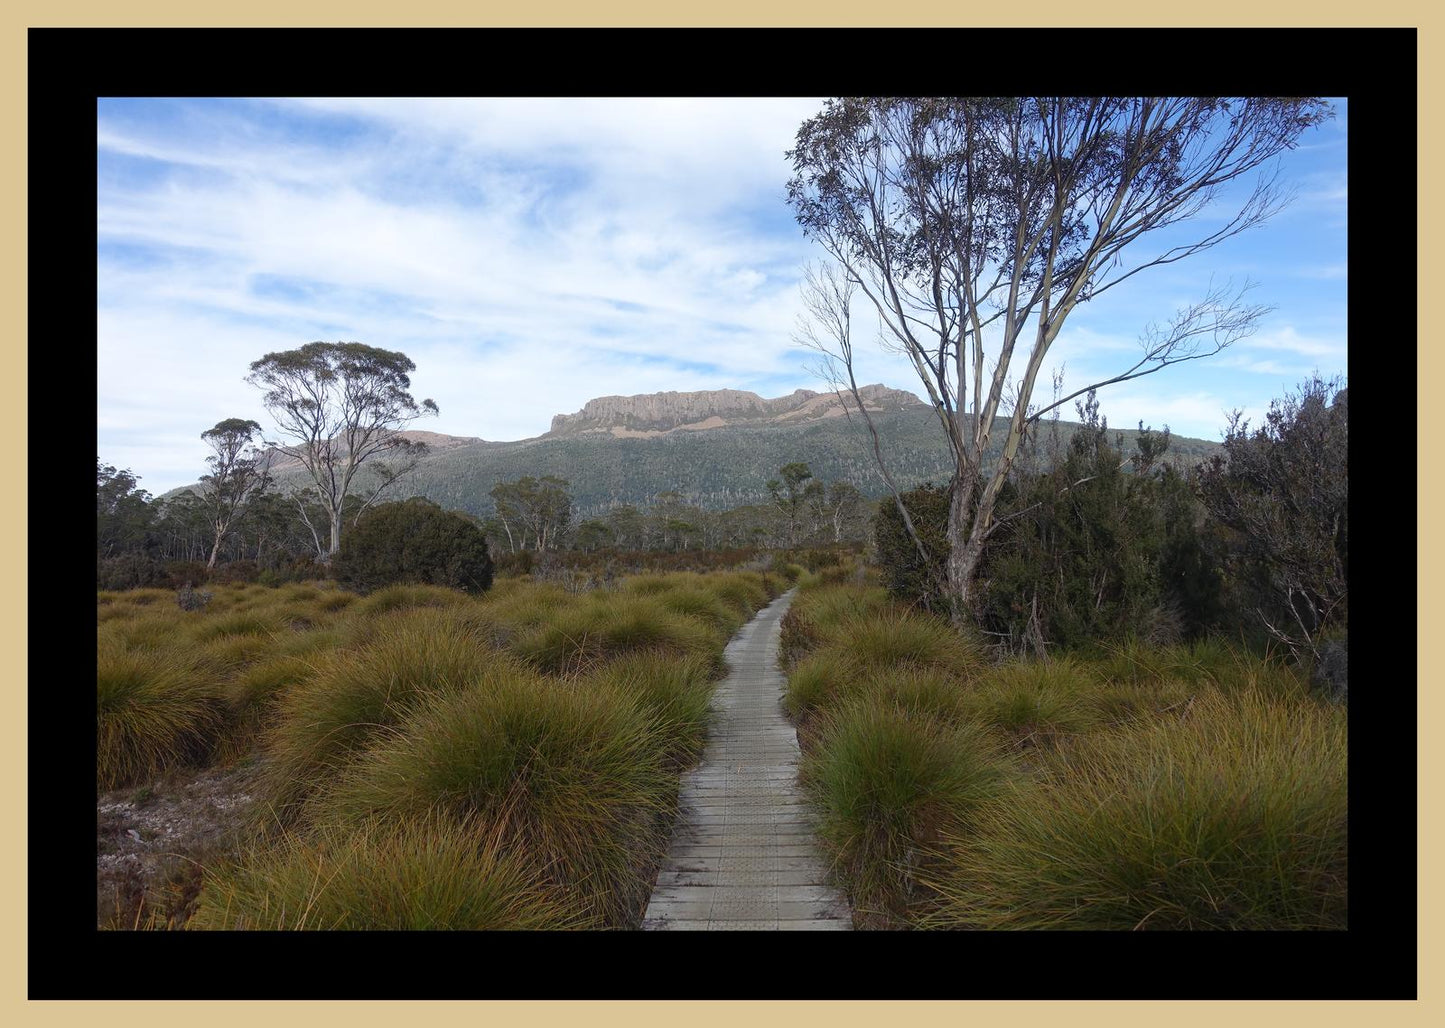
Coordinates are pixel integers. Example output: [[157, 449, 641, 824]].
[[334, 497, 493, 594], [1195, 375, 1347, 662], [246, 341, 438, 559], [97, 460, 155, 558], [789, 96, 1334, 625], [822, 480, 864, 543], [767, 461, 816, 546], [198, 418, 272, 568], [489, 476, 573, 552]]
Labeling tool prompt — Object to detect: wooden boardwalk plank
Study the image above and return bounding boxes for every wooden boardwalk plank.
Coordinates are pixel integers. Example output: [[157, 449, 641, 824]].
[[641, 588, 852, 931]]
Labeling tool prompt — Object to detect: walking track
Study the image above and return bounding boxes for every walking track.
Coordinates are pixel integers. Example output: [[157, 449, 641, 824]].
[[641, 588, 853, 930]]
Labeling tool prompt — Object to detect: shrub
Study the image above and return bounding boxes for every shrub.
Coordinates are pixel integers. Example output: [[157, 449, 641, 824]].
[[871, 482, 952, 614], [334, 498, 494, 595], [97, 553, 167, 591]]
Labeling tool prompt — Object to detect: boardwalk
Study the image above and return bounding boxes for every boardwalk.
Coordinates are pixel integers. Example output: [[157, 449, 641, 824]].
[[641, 588, 852, 930]]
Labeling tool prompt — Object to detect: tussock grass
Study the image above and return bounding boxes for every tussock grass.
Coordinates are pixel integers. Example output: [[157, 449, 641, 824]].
[[510, 593, 720, 677], [919, 685, 1348, 930], [585, 652, 718, 767], [97, 634, 226, 790], [801, 697, 1011, 927], [349, 583, 472, 619], [190, 815, 588, 930], [260, 610, 498, 823], [313, 669, 675, 926], [957, 658, 1101, 748]]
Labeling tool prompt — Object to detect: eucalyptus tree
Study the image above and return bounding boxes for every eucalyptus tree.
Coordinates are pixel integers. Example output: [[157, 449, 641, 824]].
[[199, 418, 272, 568], [246, 341, 438, 559], [788, 96, 1333, 622]]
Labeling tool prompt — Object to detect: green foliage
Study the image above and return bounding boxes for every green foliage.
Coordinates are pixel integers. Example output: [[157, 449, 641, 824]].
[[509, 592, 720, 677], [334, 498, 494, 595], [259, 609, 500, 823], [1195, 375, 1347, 663], [871, 482, 951, 613]]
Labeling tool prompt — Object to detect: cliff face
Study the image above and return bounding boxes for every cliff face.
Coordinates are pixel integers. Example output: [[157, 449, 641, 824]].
[[547, 384, 922, 438]]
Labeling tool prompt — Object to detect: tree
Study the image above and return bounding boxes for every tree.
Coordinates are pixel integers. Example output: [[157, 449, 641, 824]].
[[198, 418, 272, 568], [788, 97, 1333, 623], [1195, 375, 1347, 662], [823, 480, 865, 544], [246, 341, 438, 559], [334, 498, 493, 595], [488, 476, 573, 552], [97, 460, 155, 558], [767, 461, 816, 546]]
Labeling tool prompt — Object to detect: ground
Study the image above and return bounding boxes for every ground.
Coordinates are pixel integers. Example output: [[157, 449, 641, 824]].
[[96, 760, 264, 929]]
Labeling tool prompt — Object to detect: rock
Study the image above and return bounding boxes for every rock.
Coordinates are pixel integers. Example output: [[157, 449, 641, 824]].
[[1311, 636, 1348, 704]]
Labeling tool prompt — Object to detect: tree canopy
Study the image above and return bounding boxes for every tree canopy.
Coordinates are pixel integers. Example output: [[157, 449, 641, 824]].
[[788, 96, 1334, 622], [246, 341, 438, 557]]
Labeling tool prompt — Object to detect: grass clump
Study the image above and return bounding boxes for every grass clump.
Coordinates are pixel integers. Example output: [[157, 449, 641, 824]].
[[585, 652, 718, 767], [957, 658, 1101, 749], [97, 633, 226, 790], [313, 669, 675, 926], [919, 685, 1347, 930], [349, 583, 471, 619], [801, 697, 1011, 928], [259, 609, 498, 823], [190, 815, 588, 930], [510, 592, 719, 677]]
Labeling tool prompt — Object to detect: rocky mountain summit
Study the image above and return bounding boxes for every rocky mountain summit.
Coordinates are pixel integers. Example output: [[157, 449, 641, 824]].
[[546, 384, 923, 438]]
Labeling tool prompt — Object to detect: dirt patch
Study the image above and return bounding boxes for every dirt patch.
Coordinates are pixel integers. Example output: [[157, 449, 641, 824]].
[[96, 761, 266, 929]]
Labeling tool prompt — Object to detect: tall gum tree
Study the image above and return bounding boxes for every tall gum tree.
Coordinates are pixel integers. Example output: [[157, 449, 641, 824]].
[[246, 341, 438, 559], [787, 96, 1334, 624]]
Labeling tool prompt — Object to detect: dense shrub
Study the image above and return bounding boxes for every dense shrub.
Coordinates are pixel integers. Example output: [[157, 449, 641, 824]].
[[1195, 375, 1347, 663], [870, 483, 952, 614], [97, 553, 167, 591], [334, 498, 494, 595]]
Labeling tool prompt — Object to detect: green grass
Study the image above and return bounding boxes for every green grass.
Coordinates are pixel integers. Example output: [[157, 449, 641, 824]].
[[918, 684, 1348, 930], [189, 815, 589, 930]]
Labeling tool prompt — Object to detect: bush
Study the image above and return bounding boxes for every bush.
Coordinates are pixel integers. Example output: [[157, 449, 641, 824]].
[[97, 553, 167, 591], [871, 483, 952, 614], [334, 498, 494, 595]]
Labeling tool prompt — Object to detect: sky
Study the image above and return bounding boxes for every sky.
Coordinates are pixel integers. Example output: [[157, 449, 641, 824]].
[[97, 97, 1348, 497]]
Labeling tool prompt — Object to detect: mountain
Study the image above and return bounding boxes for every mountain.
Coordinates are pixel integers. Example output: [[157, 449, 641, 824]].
[[546, 384, 922, 437], [171, 386, 1222, 519]]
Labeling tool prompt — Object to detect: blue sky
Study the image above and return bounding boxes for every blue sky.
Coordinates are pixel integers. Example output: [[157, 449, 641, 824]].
[[97, 97, 1348, 496]]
